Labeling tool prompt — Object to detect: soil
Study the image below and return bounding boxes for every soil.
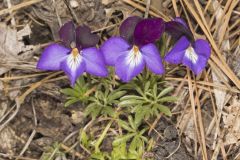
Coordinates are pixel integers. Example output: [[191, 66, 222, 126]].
[[150, 119, 193, 160]]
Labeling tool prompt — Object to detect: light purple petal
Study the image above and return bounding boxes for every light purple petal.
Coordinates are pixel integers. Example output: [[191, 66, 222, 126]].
[[59, 21, 76, 47], [60, 54, 85, 86], [134, 18, 164, 46], [82, 47, 108, 77], [164, 36, 190, 64], [100, 37, 130, 66], [140, 43, 164, 74], [194, 39, 211, 59], [115, 50, 145, 82], [120, 16, 142, 43], [76, 25, 99, 49], [37, 44, 70, 70], [182, 54, 207, 75]]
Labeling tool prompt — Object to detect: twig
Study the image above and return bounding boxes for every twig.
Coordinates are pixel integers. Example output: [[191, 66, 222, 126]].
[[171, 0, 179, 16], [0, 0, 44, 16], [6, 0, 16, 26], [0, 104, 16, 123], [122, 0, 166, 20], [62, 130, 79, 143], [17, 99, 37, 157], [194, 77, 208, 160], [63, 0, 81, 24], [0, 72, 61, 132], [0, 153, 37, 160], [52, 0, 62, 27], [61, 144, 84, 159], [147, 113, 162, 135], [145, 120, 164, 139], [144, 0, 151, 18], [166, 137, 181, 158], [0, 99, 20, 132], [187, 69, 205, 159]]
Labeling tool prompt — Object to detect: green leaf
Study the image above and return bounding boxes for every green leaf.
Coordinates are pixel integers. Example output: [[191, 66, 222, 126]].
[[104, 88, 110, 98], [158, 86, 174, 98], [128, 115, 136, 131], [64, 98, 79, 107], [84, 103, 101, 119], [119, 99, 143, 106], [134, 105, 151, 120], [155, 104, 172, 116], [102, 106, 115, 117], [91, 152, 106, 160], [111, 142, 127, 159], [144, 81, 150, 92], [134, 110, 144, 128], [135, 86, 144, 96], [118, 119, 135, 132], [112, 133, 136, 146], [61, 88, 79, 97], [153, 83, 158, 98], [128, 150, 139, 159], [139, 128, 148, 135], [158, 96, 178, 102], [108, 91, 126, 102], [79, 130, 89, 147], [129, 136, 138, 152], [120, 95, 144, 100]]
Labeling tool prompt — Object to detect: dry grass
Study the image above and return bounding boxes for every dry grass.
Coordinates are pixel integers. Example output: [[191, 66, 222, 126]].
[[0, 0, 239, 159]]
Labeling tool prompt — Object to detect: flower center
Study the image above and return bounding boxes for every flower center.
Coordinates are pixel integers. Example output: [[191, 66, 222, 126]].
[[71, 48, 80, 58], [133, 45, 139, 56], [132, 45, 139, 54], [67, 48, 82, 70], [185, 46, 198, 64], [126, 45, 143, 68]]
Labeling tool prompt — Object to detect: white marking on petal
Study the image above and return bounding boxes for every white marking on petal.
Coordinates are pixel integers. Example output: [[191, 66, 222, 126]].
[[125, 46, 143, 68], [185, 46, 198, 64], [67, 51, 83, 70]]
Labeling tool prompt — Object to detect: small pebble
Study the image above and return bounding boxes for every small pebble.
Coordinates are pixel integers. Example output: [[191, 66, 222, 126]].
[[70, 0, 79, 8]]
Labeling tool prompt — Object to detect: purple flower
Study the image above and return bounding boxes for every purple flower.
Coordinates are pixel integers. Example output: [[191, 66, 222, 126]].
[[164, 18, 211, 75], [165, 17, 194, 42], [37, 21, 108, 86], [100, 16, 165, 82]]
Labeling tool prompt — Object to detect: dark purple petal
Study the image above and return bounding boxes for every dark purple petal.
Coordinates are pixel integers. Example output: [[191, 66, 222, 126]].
[[120, 16, 142, 43], [140, 43, 164, 74], [165, 36, 190, 64], [82, 47, 108, 77], [37, 44, 70, 70], [100, 37, 130, 66], [76, 25, 100, 49], [165, 19, 193, 41], [134, 18, 164, 46], [174, 17, 188, 28], [60, 54, 86, 86], [194, 39, 211, 59], [182, 54, 207, 75], [115, 50, 145, 82], [59, 21, 76, 47]]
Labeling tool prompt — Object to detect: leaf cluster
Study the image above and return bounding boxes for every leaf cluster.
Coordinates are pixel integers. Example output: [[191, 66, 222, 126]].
[[61, 72, 177, 159]]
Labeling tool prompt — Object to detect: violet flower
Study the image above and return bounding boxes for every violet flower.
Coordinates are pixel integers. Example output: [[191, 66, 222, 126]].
[[164, 18, 211, 75], [37, 21, 108, 86], [100, 16, 165, 82]]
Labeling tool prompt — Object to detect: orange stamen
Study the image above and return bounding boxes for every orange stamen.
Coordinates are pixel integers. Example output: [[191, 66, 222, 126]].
[[72, 48, 79, 58], [133, 45, 139, 55]]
